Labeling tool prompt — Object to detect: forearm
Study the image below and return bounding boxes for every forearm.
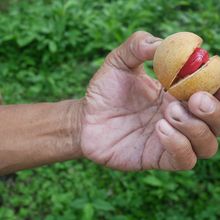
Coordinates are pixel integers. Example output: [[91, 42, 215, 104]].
[[0, 99, 83, 175]]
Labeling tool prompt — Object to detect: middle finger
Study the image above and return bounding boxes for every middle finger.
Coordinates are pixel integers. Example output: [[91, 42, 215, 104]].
[[164, 101, 218, 159]]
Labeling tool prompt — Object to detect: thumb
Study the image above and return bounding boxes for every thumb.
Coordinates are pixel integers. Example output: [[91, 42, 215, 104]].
[[105, 31, 162, 70]]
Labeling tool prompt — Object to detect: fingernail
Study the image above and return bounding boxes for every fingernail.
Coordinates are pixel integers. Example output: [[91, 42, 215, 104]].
[[158, 119, 174, 136], [199, 94, 215, 113], [170, 103, 188, 121], [145, 37, 162, 44]]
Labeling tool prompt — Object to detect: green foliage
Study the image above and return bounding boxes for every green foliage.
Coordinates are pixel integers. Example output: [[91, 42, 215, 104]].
[[0, 0, 220, 219]]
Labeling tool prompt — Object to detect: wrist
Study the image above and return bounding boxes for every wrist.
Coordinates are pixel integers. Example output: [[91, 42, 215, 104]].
[[57, 99, 84, 160], [45, 99, 84, 163], [69, 98, 84, 159]]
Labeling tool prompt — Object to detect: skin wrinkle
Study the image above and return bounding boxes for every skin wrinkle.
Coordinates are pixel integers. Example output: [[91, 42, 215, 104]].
[[157, 149, 166, 170], [105, 108, 146, 120], [104, 150, 115, 167], [167, 154, 178, 171], [106, 48, 132, 72], [86, 92, 114, 116], [83, 138, 107, 160], [86, 75, 134, 123], [128, 40, 144, 64], [85, 93, 136, 125], [85, 93, 102, 115], [117, 47, 134, 71], [140, 86, 164, 170], [80, 122, 115, 165], [60, 101, 71, 143], [94, 75, 164, 170], [91, 63, 153, 117], [158, 150, 177, 171], [137, 107, 144, 130], [162, 135, 195, 170], [83, 82, 162, 168], [190, 123, 211, 140], [71, 99, 84, 157], [141, 85, 164, 136], [88, 88, 109, 106], [88, 71, 133, 111], [108, 123, 147, 155]]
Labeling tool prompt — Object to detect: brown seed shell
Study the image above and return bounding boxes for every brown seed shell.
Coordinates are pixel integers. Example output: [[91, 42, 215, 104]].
[[168, 56, 220, 100], [153, 32, 202, 90]]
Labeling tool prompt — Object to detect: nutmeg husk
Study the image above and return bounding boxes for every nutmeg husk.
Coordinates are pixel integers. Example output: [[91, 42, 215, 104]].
[[153, 32, 220, 100]]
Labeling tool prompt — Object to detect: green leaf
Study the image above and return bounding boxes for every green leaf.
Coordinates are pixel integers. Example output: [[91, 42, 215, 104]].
[[49, 41, 57, 53], [16, 34, 35, 47], [64, 0, 76, 12], [143, 175, 163, 187], [93, 199, 115, 211], [82, 203, 94, 220], [71, 198, 88, 209]]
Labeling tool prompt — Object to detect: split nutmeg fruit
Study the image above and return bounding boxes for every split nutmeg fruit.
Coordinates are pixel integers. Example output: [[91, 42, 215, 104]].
[[153, 32, 220, 100]]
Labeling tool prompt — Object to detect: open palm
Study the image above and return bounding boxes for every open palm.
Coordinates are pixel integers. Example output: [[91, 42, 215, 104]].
[[80, 32, 218, 171]]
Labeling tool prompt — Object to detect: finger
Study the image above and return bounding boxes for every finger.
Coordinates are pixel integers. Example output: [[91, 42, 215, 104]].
[[214, 88, 220, 100], [155, 119, 197, 171], [105, 31, 162, 70], [188, 91, 220, 136], [165, 101, 218, 159]]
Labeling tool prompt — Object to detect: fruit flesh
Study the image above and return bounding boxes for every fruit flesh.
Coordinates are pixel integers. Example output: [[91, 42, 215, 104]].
[[178, 48, 209, 78]]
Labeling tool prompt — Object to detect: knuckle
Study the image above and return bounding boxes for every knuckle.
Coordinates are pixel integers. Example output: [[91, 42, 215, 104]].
[[130, 31, 153, 43], [174, 138, 197, 170], [176, 138, 192, 156], [181, 156, 197, 170], [131, 31, 147, 39], [105, 48, 117, 63], [202, 139, 218, 159], [166, 101, 180, 115], [190, 123, 209, 138], [105, 48, 126, 70]]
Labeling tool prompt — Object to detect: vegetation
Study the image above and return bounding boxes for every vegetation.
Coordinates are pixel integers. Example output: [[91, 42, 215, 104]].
[[0, 0, 220, 219]]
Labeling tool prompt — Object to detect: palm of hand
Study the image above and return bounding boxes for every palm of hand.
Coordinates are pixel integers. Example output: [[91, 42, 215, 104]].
[[81, 63, 175, 171], [79, 31, 219, 172]]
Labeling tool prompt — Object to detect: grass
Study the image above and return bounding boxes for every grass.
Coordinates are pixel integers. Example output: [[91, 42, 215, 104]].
[[0, 0, 220, 219]]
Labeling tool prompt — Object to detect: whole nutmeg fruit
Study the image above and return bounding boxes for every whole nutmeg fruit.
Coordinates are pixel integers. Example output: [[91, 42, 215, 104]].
[[153, 32, 220, 100]]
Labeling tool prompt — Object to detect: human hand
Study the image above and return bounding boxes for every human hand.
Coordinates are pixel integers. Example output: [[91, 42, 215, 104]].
[[80, 31, 219, 171]]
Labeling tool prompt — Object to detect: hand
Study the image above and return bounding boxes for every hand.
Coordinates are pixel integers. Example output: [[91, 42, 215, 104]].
[[80, 31, 219, 171]]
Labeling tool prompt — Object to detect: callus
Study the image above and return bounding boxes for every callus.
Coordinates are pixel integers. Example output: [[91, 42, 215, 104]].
[[178, 48, 209, 78]]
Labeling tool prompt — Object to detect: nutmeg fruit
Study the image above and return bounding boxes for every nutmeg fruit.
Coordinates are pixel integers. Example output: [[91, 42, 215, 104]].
[[153, 32, 220, 100]]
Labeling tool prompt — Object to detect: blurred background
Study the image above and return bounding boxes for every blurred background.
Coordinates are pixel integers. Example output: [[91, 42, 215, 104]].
[[0, 0, 220, 219]]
